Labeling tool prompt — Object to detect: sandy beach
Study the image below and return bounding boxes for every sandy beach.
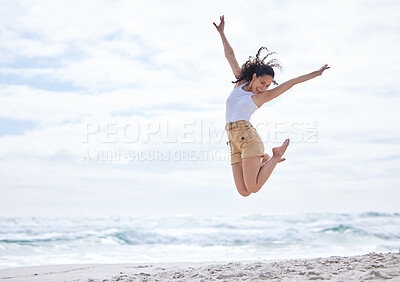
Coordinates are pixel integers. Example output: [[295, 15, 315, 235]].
[[1, 252, 399, 281]]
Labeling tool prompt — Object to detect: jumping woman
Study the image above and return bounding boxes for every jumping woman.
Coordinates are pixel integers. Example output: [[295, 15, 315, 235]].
[[213, 15, 329, 197]]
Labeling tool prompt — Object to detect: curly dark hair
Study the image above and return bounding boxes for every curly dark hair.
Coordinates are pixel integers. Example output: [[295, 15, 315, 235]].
[[232, 47, 282, 85]]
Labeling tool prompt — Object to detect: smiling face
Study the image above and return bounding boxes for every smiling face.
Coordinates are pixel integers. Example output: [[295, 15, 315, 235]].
[[250, 73, 273, 93]]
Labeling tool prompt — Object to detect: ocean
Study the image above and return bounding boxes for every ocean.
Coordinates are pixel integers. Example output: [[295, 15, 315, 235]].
[[0, 212, 399, 269]]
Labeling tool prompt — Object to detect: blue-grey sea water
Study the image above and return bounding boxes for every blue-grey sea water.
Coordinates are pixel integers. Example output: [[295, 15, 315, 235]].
[[0, 212, 399, 269]]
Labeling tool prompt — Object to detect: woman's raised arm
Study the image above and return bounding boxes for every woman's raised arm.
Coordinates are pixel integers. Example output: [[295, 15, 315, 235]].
[[255, 64, 330, 106], [213, 15, 241, 78]]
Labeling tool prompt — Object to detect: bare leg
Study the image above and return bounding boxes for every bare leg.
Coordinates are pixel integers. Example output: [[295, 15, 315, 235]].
[[231, 161, 251, 197], [243, 139, 290, 193]]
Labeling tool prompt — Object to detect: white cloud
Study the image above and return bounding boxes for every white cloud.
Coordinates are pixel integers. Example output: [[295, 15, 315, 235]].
[[0, 0, 399, 216]]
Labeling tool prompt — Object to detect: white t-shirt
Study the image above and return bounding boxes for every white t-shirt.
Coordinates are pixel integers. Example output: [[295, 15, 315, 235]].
[[225, 82, 259, 123]]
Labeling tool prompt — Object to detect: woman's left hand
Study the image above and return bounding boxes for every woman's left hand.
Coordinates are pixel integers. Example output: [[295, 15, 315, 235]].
[[317, 64, 330, 75]]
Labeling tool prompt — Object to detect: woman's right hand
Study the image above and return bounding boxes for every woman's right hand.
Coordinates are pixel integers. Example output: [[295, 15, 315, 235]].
[[213, 15, 225, 34]]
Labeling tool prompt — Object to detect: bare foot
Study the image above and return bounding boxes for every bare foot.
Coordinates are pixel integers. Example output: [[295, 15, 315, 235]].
[[261, 153, 285, 167], [261, 154, 270, 166], [272, 138, 290, 159]]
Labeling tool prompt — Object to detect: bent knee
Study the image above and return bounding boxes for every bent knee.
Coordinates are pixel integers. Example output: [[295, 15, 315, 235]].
[[245, 184, 259, 194], [239, 190, 251, 197]]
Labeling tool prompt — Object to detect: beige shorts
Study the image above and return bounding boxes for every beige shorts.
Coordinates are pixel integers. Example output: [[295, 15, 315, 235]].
[[225, 120, 265, 165]]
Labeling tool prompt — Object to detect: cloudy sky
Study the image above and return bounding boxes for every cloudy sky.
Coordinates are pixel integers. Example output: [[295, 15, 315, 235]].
[[0, 0, 399, 217]]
